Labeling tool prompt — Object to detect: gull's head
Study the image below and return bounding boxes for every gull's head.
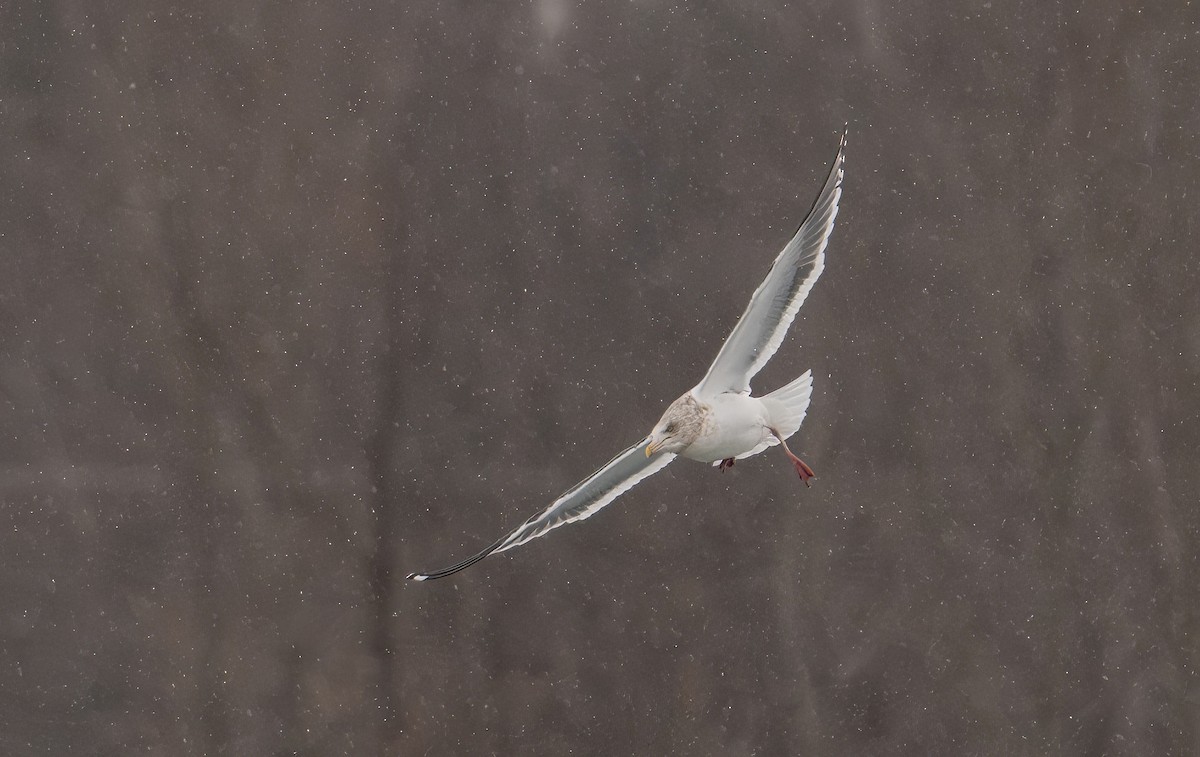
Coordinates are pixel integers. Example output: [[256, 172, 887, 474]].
[[645, 393, 706, 457]]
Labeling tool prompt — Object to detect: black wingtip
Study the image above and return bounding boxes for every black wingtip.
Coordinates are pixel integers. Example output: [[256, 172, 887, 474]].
[[406, 535, 508, 582]]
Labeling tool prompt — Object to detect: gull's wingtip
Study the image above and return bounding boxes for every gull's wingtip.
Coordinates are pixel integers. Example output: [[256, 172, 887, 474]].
[[405, 535, 508, 582]]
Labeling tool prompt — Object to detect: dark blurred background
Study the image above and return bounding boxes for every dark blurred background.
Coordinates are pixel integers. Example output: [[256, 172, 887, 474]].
[[2, 0, 1197, 754]]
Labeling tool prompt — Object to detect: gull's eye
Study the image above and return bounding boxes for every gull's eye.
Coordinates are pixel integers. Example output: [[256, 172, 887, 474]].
[[665, 423, 677, 434]]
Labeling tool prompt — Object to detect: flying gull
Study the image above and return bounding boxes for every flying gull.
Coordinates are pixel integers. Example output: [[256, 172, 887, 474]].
[[408, 130, 846, 581]]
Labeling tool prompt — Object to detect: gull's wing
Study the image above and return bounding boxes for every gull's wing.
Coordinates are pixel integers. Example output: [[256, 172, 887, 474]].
[[407, 440, 676, 581], [696, 130, 846, 397]]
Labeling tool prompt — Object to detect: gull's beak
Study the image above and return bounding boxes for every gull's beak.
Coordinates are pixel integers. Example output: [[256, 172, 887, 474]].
[[645, 438, 657, 457]]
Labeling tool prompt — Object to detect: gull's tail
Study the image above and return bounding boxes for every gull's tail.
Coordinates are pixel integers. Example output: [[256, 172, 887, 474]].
[[760, 369, 813, 442]]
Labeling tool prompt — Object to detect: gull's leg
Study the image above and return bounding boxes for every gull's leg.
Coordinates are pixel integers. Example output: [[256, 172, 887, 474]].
[[718, 457, 736, 472], [770, 428, 815, 487]]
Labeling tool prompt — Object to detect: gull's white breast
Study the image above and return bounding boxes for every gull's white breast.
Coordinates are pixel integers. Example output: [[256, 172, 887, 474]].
[[681, 392, 771, 463]]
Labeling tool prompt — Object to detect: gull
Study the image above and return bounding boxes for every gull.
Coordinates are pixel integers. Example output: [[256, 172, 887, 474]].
[[408, 130, 846, 581]]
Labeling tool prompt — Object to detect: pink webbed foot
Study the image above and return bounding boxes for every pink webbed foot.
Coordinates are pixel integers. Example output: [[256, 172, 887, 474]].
[[790, 456, 815, 487], [718, 457, 736, 473], [769, 427, 815, 488]]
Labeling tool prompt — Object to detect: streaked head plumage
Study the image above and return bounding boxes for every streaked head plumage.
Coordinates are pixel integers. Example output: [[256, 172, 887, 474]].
[[645, 393, 707, 456]]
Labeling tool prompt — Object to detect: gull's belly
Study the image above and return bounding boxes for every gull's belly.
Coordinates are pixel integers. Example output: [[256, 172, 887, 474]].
[[681, 394, 769, 463]]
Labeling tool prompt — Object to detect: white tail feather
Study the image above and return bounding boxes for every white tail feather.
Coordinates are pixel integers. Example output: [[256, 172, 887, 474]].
[[761, 370, 814, 442]]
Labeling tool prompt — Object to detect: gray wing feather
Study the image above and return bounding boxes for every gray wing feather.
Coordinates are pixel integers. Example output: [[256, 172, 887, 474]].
[[407, 440, 675, 580], [696, 131, 846, 397], [494, 440, 675, 553]]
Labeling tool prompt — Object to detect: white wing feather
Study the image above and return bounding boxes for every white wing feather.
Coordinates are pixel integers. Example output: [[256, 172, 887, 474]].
[[407, 440, 675, 580], [696, 131, 846, 397]]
